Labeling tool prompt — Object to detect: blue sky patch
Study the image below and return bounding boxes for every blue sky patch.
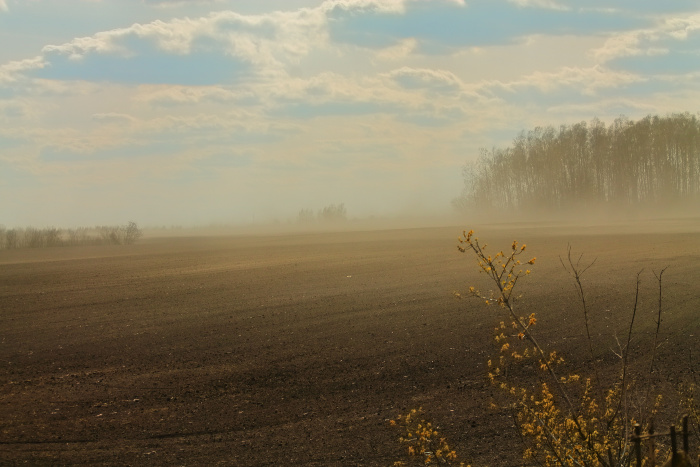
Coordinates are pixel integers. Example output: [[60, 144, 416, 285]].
[[329, 1, 647, 52], [34, 37, 251, 85]]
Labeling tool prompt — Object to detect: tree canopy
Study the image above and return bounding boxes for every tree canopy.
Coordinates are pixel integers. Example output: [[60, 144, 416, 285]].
[[454, 113, 700, 215]]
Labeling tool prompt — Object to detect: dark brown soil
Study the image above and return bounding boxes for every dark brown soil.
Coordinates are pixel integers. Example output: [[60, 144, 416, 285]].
[[1, 221, 699, 466]]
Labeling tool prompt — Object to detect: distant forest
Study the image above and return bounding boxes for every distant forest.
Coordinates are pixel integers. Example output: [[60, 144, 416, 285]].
[[454, 113, 700, 214]]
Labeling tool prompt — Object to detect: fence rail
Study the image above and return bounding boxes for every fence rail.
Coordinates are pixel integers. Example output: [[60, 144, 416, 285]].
[[631, 415, 698, 467]]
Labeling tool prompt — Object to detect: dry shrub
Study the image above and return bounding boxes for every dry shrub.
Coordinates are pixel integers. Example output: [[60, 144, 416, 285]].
[[391, 230, 696, 466]]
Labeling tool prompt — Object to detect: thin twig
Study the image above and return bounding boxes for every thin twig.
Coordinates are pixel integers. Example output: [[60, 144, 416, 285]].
[[642, 267, 667, 424], [608, 270, 643, 455], [559, 246, 603, 405]]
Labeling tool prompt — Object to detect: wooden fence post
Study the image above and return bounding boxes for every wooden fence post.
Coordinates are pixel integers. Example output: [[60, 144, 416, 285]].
[[683, 415, 689, 455], [635, 424, 642, 467], [650, 423, 656, 467], [628, 416, 696, 467], [671, 425, 677, 458]]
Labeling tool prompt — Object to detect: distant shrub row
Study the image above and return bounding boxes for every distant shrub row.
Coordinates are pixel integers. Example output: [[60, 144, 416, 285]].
[[0, 222, 142, 249], [297, 203, 347, 224]]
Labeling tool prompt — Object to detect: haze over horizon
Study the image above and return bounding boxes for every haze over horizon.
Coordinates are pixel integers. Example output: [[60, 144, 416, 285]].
[[1, 1, 699, 228]]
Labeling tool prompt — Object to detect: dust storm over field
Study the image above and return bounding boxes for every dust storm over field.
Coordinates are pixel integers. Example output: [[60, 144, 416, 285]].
[[1, 220, 699, 465], [4, 1, 700, 463]]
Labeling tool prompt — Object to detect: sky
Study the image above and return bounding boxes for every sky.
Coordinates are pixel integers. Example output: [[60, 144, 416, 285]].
[[1, 0, 699, 228]]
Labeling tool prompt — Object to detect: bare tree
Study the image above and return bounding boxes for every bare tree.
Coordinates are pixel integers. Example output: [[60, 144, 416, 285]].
[[454, 113, 700, 214], [297, 208, 316, 224], [124, 221, 142, 244], [318, 203, 347, 223]]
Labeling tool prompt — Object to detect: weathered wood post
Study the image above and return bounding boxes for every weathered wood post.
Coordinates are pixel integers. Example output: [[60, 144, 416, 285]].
[[671, 425, 677, 459], [635, 423, 642, 467], [650, 422, 657, 467], [682, 415, 689, 455]]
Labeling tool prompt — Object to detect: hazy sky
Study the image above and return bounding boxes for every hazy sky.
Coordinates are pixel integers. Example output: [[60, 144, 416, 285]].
[[1, 0, 699, 227]]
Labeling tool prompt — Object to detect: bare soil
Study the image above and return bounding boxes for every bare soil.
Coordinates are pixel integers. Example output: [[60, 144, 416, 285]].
[[1, 221, 699, 466]]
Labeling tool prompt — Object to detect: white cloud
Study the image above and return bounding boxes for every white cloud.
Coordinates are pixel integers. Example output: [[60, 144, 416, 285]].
[[36, 0, 471, 64], [507, 0, 569, 11], [317, 0, 466, 17], [593, 14, 700, 62], [386, 66, 463, 92], [484, 65, 644, 96], [36, 7, 330, 76], [0, 56, 46, 83], [374, 38, 417, 61], [319, 0, 407, 14], [42, 19, 197, 58], [531, 66, 643, 94], [663, 14, 700, 41], [134, 84, 254, 106], [593, 31, 666, 63], [91, 112, 137, 124], [144, 0, 225, 6], [0, 0, 8, 12]]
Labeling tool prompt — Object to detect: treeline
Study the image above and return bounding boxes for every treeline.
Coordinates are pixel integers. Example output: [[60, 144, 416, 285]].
[[297, 203, 347, 224], [0, 222, 142, 250], [454, 113, 700, 213]]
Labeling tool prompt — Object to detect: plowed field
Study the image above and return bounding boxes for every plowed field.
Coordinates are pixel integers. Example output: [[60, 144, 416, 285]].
[[2, 221, 699, 465]]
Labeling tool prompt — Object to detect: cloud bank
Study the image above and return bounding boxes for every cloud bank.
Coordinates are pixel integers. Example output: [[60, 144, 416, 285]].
[[1, 0, 699, 226]]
